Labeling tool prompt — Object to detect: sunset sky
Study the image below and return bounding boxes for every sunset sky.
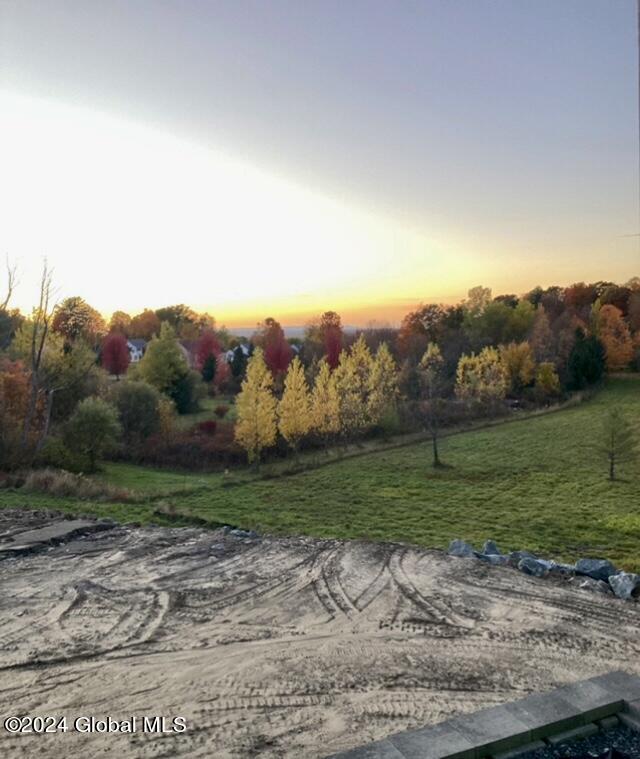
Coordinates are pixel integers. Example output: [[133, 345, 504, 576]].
[[1, 1, 638, 327]]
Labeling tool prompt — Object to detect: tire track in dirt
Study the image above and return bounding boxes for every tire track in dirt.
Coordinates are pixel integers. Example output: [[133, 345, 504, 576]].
[[0, 513, 639, 758]]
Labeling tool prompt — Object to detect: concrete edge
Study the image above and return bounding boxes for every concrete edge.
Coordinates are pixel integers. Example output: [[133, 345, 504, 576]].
[[326, 670, 640, 759]]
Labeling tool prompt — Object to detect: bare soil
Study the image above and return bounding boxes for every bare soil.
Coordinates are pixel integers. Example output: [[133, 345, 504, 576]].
[[0, 510, 638, 758]]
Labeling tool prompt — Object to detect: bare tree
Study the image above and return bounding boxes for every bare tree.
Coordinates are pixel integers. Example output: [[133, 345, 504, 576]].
[[600, 408, 637, 481], [1, 257, 17, 311], [21, 262, 56, 452]]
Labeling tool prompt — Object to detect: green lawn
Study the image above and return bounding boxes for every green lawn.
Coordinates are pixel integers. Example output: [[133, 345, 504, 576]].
[[174, 395, 237, 430], [2, 377, 639, 570]]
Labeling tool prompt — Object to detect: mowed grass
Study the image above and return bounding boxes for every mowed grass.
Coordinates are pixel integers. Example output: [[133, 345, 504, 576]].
[[1, 377, 639, 570]]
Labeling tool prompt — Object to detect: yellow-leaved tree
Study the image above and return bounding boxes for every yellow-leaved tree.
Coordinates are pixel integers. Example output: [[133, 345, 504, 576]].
[[334, 348, 368, 441], [310, 358, 340, 449], [367, 342, 398, 426], [235, 347, 277, 468], [455, 346, 506, 406], [278, 356, 311, 458], [499, 341, 535, 395]]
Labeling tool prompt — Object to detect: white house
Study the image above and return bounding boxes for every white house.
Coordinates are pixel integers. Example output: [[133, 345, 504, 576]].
[[127, 339, 146, 363]]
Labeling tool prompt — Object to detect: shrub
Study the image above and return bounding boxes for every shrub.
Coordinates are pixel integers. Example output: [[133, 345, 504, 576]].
[[131, 422, 242, 470], [110, 380, 162, 444], [214, 404, 229, 419], [21, 468, 136, 502], [197, 419, 217, 436], [34, 437, 89, 473], [64, 397, 122, 471]]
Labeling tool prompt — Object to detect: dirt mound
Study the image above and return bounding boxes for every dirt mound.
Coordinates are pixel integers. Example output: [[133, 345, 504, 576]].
[[0, 511, 638, 758]]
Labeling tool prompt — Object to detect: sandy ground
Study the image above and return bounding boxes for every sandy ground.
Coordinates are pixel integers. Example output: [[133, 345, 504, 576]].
[[0, 510, 639, 759]]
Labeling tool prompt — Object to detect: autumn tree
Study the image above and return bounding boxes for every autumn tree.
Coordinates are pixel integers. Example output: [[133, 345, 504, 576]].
[[534, 362, 561, 402], [102, 332, 130, 379], [254, 318, 292, 381], [333, 350, 368, 442], [319, 311, 343, 369], [329, 335, 375, 442], [599, 407, 637, 481], [109, 311, 131, 335], [367, 342, 398, 426], [235, 348, 277, 467], [455, 347, 506, 405], [278, 357, 312, 458], [418, 343, 446, 467], [529, 305, 554, 363], [499, 342, 535, 395], [129, 309, 161, 340], [196, 330, 222, 383], [597, 305, 634, 371], [52, 296, 106, 346], [310, 359, 340, 449]]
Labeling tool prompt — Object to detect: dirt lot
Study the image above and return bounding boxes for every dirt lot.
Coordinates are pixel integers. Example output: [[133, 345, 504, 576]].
[[0, 510, 639, 758]]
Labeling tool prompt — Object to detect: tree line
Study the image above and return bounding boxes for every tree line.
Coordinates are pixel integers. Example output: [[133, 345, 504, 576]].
[[0, 263, 638, 473]]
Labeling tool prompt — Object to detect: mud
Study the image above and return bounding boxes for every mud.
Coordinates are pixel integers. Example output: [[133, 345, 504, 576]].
[[0, 510, 638, 758]]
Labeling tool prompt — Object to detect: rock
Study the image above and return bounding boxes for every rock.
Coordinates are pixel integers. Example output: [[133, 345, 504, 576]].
[[447, 539, 475, 558], [482, 540, 501, 555], [576, 558, 618, 582], [508, 550, 537, 568], [570, 576, 613, 595], [547, 561, 576, 575], [518, 557, 549, 577], [229, 528, 259, 540], [609, 572, 640, 600], [475, 553, 508, 566]]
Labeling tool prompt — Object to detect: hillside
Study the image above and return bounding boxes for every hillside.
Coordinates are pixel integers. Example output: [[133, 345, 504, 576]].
[[2, 376, 638, 570]]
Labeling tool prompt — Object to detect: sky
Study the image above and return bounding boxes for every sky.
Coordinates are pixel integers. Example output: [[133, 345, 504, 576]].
[[1, 0, 638, 327]]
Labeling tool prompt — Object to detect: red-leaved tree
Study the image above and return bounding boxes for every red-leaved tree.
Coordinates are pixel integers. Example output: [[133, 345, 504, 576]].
[[102, 332, 130, 379], [195, 330, 222, 372], [259, 318, 293, 377], [319, 311, 343, 369]]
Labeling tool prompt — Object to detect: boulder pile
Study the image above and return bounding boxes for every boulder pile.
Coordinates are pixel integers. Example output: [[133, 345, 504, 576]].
[[447, 539, 640, 601]]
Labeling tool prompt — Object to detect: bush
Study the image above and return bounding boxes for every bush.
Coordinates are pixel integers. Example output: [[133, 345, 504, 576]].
[[21, 468, 135, 502], [214, 404, 229, 419], [34, 437, 89, 473], [110, 380, 162, 444], [197, 419, 217, 436], [64, 397, 122, 471], [131, 422, 242, 470]]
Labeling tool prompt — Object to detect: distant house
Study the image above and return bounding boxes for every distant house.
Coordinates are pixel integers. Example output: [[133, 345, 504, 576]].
[[127, 339, 146, 363], [178, 341, 195, 368], [224, 343, 251, 363]]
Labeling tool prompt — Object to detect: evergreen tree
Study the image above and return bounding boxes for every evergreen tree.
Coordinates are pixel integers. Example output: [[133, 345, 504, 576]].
[[568, 328, 606, 389], [231, 345, 248, 379], [235, 348, 277, 467]]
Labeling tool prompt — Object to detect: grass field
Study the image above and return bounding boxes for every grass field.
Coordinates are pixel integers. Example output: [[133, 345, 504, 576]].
[[174, 395, 237, 429], [1, 377, 639, 570]]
